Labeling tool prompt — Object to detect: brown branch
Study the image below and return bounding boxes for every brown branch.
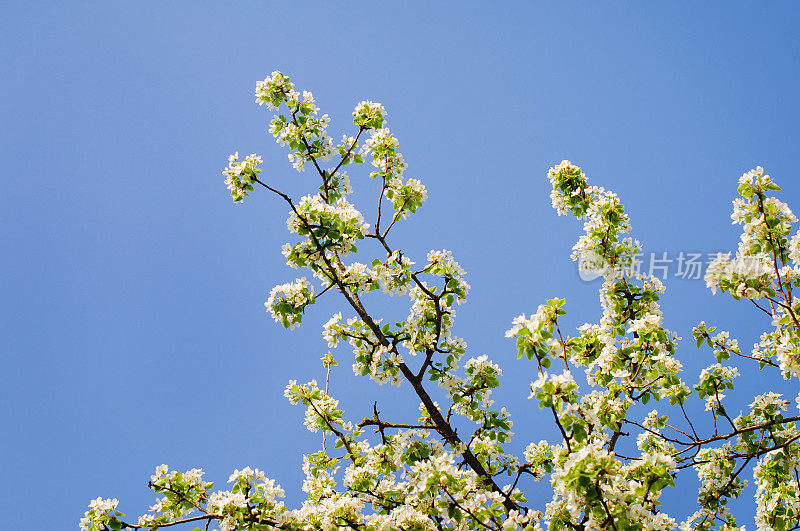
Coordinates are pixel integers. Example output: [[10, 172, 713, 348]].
[[118, 514, 224, 530]]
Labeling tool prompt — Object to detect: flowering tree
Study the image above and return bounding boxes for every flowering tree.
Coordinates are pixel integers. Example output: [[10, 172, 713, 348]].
[[81, 72, 800, 531]]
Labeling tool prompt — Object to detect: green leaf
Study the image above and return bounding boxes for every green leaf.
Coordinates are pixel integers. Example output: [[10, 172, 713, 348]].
[[737, 182, 754, 198]]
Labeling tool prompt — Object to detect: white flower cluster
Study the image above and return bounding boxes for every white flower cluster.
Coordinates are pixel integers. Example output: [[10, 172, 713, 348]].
[[547, 441, 676, 530], [339, 261, 374, 292], [454, 354, 505, 413], [359, 126, 428, 222], [322, 313, 404, 385], [255, 70, 297, 109], [789, 229, 800, 264], [625, 312, 663, 336], [753, 450, 800, 531], [221, 151, 262, 202], [752, 324, 800, 379], [712, 167, 800, 304], [738, 165, 766, 186], [372, 250, 415, 295], [79, 497, 119, 531], [713, 329, 740, 360], [362, 128, 403, 172], [207, 490, 248, 512], [265, 277, 314, 329], [256, 72, 335, 172], [694, 444, 745, 520], [284, 379, 353, 433], [549, 161, 641, 280], [386, 177, 427, 220], [352, 100, 386, 129], [704, 251, 773, 298], [284, 195, 368, 268], [529, 370, 578, 411], [547, 160, 589, 217], [695, 363, 740, 412], [506, 301, 566, 370], [401, 250, 469, 355], [733, 168, 796, 256], [423, 249, 469, 311], [464, 354, 502, 376], [747, 391, 788, 423], [523, 440, 553, 480]]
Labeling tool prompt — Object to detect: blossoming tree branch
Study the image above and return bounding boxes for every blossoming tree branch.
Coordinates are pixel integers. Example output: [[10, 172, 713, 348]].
[[81, 71, 800, 531]]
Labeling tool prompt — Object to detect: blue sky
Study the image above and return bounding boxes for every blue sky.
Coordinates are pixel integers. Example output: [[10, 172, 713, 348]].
[[2, 2, 799, 529]]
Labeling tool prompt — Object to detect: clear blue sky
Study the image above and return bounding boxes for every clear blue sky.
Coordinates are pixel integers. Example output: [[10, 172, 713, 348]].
[[2, 2, 799, 529]]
